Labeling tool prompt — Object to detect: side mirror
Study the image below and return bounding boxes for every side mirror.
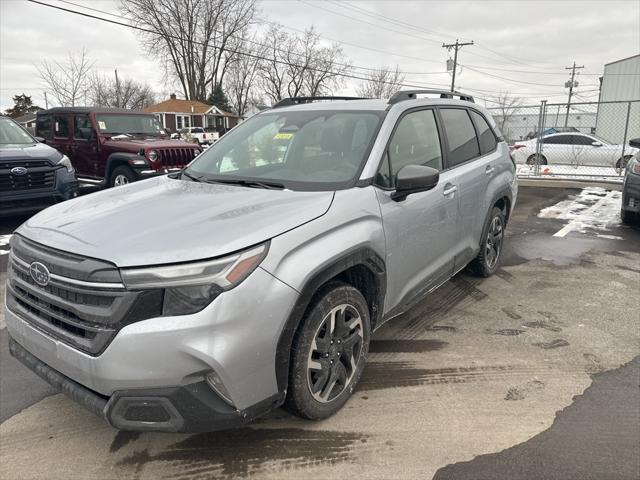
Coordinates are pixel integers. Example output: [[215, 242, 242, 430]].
[[591, 141, 603, 147], [629, 138, 640, 149], [391, 165, 440, 202], [34, 136, 46, 143]]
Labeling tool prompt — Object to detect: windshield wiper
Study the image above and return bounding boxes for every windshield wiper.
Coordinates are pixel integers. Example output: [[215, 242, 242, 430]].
[[205, 178, 285, 190], [182, 170, 203, 182]]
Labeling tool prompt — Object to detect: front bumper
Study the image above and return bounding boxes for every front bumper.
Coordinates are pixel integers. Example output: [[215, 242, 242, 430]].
[[5, 266, 299, 431], [9, 337, 282, 432]]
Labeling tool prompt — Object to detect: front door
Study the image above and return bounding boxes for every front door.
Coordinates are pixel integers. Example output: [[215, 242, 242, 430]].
[[48, 114, 72, 161], [375, 108, 458, 313], [70, 114, 100, 178]]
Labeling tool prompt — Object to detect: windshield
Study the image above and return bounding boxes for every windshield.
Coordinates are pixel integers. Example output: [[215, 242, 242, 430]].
[[185, 109, 384, 190], [0, 116, 36, 145], [95, 114, 163, 136]]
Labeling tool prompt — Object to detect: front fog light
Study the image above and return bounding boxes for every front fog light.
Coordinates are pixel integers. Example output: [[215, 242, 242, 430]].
[[206, 371, 234, 406]]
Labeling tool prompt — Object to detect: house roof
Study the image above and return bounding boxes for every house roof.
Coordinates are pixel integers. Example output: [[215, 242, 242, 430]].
[[144, 97, 238, 117], [143, 98, 212, 115], [13, 112, 38, 123]]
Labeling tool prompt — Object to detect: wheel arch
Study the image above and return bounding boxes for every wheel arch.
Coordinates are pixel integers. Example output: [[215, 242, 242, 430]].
[[275, 248, 386, 394], [105, 152, 143, 183]]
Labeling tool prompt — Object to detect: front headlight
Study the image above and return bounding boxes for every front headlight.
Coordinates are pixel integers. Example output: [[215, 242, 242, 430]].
[[57, 155, 74, 173], [147, 150, 158, 162], [120, 243, 268, 315]]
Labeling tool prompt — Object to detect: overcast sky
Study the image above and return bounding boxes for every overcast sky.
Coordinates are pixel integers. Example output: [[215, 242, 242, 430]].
[[1, 0, 638, 111]]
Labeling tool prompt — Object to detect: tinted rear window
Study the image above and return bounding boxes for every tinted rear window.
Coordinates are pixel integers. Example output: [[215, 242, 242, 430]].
[[440, 108, 480, 166], [470, 110, 497, 154]]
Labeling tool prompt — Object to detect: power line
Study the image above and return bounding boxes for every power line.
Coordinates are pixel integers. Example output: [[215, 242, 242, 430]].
[[24, 0, 456, 94]]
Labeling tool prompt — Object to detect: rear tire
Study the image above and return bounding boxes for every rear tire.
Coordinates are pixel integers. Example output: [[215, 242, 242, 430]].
[[110, 166, 136, 187], [284, 282, 370, 420], [526, 154, 547, 166], [470, 206, 506, 277], [616, 156, 632, 175], [621, 208, 638, 225]]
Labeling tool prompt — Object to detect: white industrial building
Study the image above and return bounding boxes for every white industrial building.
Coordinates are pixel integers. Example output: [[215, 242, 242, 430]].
[[595, 54, 640, 144]]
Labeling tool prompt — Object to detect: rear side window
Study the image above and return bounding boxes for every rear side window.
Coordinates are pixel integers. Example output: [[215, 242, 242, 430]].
[[470, 111, 497, 154], [378, 109, 443, 188], [440, 108, 480, 166], [36, 115, 52, 138], [54, 116, 70, 138]]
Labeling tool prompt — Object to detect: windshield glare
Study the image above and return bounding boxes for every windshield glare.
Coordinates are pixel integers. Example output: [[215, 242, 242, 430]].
[[0, 117, 35, 145], [96, 114, 163, 136], [186, 110, 384, 190]]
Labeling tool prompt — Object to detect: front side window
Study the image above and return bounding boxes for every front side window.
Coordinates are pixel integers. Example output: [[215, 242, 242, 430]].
[[377, 109, 443, 188], [572, 135, 595, 146], [74, 115, 94, 140], [185, 109, 384, 191], [470, 110, 497, 154], [440, 108, 480, 166], [543, 135, 571, 145], [54, 116, 70, 138], [0, 117, 36, 144]]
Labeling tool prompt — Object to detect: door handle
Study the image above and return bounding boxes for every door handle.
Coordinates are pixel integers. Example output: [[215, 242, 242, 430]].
[[443, 184, 457, 196], [485, 165, 495, 175]]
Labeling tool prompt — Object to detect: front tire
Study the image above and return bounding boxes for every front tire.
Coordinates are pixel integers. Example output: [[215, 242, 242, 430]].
[[621, 208, 638, 225], [526, 154, 547, 166], [110, 166, 136, 187], [285, 282, 370, 420], [470, 206, 506, 277]]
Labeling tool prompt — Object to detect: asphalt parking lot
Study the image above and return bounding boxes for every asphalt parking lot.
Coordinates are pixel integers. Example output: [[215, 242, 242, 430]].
[[0, 184, 639, 480]]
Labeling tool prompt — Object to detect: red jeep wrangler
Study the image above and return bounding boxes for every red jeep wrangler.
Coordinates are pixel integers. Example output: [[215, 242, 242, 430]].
[[36, 107, 201, 187]]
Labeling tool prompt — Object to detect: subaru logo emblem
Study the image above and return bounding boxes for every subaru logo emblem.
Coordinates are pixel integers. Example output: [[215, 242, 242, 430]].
[[29, 262, 50, 287], [10, 166, 28, 176]]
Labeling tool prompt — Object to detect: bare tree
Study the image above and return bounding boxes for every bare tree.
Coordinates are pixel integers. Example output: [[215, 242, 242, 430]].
[[486, 91, 522, 137], [356, 65, 405, 99], [90, 71, 156, 109], [224, 36, 264, 117], [37, 49, 94, 107], [257, 25, 349, 104], [121, 0, 257, 102]]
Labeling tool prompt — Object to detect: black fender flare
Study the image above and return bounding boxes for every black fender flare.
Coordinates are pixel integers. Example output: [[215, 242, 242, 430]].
[[489, 186, 513, 223], [274, 247, 386, 394], [105, 152, 147, 182]]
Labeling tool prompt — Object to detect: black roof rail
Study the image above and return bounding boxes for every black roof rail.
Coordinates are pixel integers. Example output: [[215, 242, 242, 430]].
[[388, 90, 475, 104], [272, 96, 368, 108]]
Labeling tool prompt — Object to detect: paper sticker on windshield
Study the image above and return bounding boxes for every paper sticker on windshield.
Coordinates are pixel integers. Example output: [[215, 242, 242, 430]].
[[273, 132, 294, 140], [98, 121, 106, 130]]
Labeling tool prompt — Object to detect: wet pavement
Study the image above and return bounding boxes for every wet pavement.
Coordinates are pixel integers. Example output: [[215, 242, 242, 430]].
[[0, 185, 639, 479]]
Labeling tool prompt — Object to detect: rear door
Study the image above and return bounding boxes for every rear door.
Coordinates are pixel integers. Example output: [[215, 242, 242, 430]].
[[376, 108, 458, 311], [438, 107, 491, 270], [70, 114, 99, 177]]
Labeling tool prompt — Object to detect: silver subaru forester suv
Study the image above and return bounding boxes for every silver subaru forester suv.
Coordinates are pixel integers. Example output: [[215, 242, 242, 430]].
[[6, 90, 517, 432]]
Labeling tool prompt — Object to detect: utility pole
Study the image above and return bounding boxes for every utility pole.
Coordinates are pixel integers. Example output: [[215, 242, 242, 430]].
[[564, 61, 584, 126], [443, 39, 474, 92], [44, 91, 48, 109], [115, 68, 121, 107]]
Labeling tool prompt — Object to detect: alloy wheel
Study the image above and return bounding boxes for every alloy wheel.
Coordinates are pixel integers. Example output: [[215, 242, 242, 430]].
[[113, 174, 129, 186], [485, 216, 504, 269], [306, 304, 364, 403]]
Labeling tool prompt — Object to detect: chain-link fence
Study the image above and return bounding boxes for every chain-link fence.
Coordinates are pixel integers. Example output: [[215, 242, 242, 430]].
[[488, 100, 640, 181]]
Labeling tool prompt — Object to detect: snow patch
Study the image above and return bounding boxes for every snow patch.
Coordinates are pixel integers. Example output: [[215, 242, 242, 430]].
[[517, 164, 623, 183], [538, 187, 622, 237]]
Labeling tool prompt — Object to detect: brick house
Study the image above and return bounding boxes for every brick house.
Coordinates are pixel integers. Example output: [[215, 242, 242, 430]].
[[143, 94, 240, 135]]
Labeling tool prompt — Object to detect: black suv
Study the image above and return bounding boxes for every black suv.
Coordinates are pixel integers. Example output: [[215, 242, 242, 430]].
[[1, 115, 78, 216]]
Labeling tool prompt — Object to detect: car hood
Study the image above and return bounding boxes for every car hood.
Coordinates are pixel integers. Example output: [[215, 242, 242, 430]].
[[0, 142, 61, 163], [17, 176, 334, 267], [102, 137, 199, 151]]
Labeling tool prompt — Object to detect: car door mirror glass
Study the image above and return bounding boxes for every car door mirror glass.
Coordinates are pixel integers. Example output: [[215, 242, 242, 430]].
[[391, 165, 439, 201]]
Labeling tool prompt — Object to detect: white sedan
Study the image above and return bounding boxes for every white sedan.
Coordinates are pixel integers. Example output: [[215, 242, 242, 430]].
[[511, 132, 638, 170]]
